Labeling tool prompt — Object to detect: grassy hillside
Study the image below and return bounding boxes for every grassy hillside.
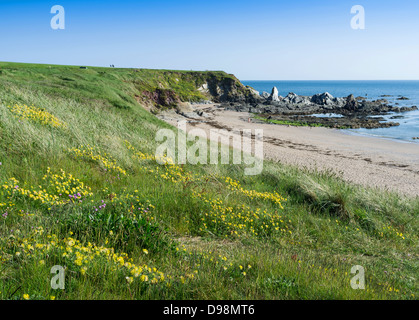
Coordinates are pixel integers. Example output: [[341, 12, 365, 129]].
[[0, 62, 250, 112], [0, 62, 417, 300]]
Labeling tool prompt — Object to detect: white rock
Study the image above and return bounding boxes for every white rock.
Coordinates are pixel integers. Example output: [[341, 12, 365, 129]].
[[198, 83, 209, 93], [269, 87, 280, 102]]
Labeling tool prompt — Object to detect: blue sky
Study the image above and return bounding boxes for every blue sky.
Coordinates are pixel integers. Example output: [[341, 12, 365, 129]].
[[0, 0, 418, 80]]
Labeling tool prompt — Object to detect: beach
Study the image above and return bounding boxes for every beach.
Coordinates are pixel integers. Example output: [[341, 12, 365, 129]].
[[160, 104, 419, 197]]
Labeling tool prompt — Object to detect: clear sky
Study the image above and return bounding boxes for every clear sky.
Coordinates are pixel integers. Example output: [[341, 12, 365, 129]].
[[0, 0, 418, 80]]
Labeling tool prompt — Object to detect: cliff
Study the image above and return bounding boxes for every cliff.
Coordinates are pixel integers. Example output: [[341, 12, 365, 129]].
[[131, 69, 259, 111]]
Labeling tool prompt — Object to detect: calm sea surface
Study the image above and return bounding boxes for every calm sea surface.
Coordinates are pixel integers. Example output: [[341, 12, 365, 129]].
[[241, 80, 419, 143]]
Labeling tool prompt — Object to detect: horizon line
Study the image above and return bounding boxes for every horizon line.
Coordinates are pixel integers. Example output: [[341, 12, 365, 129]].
[[241, 79, 419, 81], [1, 61, 418, 82]]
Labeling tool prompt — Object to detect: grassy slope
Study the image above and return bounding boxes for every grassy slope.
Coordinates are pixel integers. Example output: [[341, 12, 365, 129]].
[[0, 62, 417, 300]]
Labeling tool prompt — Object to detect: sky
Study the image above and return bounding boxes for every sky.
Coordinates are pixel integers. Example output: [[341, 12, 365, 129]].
[[0, 0, 418, 80]]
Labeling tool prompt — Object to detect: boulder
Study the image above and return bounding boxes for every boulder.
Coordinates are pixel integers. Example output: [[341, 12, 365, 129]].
[[344, 94, 358, 111], [400, 106, 418, 112], [311, 92, 335, 105], [283, 92, 310, 105], [261, 91, 270, 99]]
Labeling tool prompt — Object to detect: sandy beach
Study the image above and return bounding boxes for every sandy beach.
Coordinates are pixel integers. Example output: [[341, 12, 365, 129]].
[[160, 104, 419, 197]]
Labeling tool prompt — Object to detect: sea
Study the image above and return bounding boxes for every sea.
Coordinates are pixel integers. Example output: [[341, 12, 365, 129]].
[[241, 80, 419, 144]]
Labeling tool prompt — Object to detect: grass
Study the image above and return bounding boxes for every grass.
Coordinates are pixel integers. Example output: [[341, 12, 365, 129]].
[[0, 62, 418, 300]]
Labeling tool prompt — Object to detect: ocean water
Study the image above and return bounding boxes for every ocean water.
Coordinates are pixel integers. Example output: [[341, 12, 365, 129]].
[[241, 80, 419, 143]]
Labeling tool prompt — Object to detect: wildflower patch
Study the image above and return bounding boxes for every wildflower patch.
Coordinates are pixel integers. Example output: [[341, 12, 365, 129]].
[[0, 227, 170, 289], [1, 168, 93, 210], [7, 104, 66, 128], [68, 145, 127, 176]]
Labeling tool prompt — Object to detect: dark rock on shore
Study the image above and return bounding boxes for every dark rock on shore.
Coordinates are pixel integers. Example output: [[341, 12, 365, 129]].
[[400, 106, 418, 112], [261, 91, 270, 99], [224, 92, 416, 116], [311, 92, 339, 106], [344, 94, 358, 111], [254, 114, 400, 130]]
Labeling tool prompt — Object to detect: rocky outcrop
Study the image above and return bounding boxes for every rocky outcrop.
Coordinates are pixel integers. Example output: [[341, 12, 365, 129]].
[[261, 91, 270, 99], [137, 70, 262, 111], [222, 86, 418, 129], [253, 114, 401, 130], [311, 92, 336, 106], [224, 87, 417, 116], [246, 86, 260, 97], [401, 106, 418, 112], [141, 89, 180, 109], [203, 74, 261, 103], [268, 87, 281, 102], [283, 92, 311, 105], [344, 94, 358, 111]]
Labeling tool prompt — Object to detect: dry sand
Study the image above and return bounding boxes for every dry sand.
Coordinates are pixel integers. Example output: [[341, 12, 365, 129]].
[[159, 104, 419, 197]]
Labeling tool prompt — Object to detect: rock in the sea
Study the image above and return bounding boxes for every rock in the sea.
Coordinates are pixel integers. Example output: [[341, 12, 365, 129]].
[[344, 94, 358, 111], [268, 87, 280, 102], [283, 92, 310, 105], [400, 106, 418, 112], [283, 92, 298, 103], [261, 91, 270, 99], [227, 84, 418, 130], [311, 92, 335, 105]]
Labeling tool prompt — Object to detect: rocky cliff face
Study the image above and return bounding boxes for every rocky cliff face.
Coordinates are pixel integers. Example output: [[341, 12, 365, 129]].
[[136, 70, 260, 111], [197, 73, 259, 103]]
